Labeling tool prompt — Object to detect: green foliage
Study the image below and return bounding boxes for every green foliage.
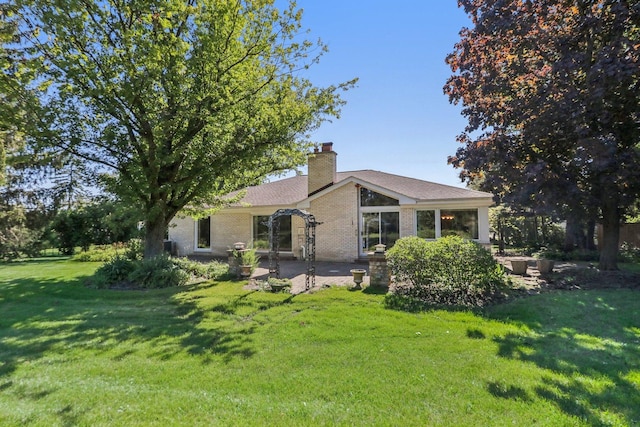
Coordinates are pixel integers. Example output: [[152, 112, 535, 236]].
[[92, 254, 229, 289], [489, 206, 564, 251], [387, 236, 507, 307], [171, 257, 231, 281], [266, 277, 292, 293], [446, 0, 640, 270], [50, 201, 141, 255], [253, 239, 269, 250], [240, 248, 259, 268], [0, 203, 42, 260], [124, 238, 144, 261], [91, 256, 137, 288], [385, 236, 432, 287], [9, 0, 356, 258], [71, 240, 143, 262], [71, 245, 119, 262], [127, 255, 189, 289], [619, 242, 640, 264], [533, 247, 600, 262]]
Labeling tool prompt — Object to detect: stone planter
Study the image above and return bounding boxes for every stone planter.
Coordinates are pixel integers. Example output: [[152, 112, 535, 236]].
[[510, 260, 528, 275], [240, 265, 253, 277], [350, 269, 366, 290], [536, 259, 555, 274]]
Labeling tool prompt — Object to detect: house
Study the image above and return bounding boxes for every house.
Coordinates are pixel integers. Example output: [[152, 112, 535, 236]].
[[168, 143, 494, 261]]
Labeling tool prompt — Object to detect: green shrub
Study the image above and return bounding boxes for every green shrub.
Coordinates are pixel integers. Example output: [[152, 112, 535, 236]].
[[72, 240, 144, 263], [92, 256, 137, 288], [620, 242, 640, 263], [385, 236, 432, 287], [266, 277, 292, 293], [91, 254, 229, 289], [127, 255, 189, 289], [232, 248, 259, 276], [386, 236, 507, 307], [533, 247, 599, 262], [171, 257, 230, 280], [72, 245, 118, 262], [125, 238, 144, 261], [0, 204, 42, 260]]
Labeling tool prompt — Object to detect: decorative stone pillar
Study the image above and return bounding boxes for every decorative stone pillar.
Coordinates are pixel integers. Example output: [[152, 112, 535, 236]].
[[227, 242, 246, 278], [368, 244, 390, 290]]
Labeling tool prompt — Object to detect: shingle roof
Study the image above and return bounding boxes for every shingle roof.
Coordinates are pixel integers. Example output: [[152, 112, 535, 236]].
[[236, 170, 493, 207]]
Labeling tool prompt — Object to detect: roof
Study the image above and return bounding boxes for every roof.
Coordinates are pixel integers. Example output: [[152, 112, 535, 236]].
[[234, 170, 493, 207]]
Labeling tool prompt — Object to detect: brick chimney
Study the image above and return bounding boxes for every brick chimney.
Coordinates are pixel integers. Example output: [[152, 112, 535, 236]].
[[307, 142, 337, 196]]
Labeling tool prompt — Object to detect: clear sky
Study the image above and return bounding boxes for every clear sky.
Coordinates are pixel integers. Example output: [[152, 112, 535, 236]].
[[284, 1, 473, 188]]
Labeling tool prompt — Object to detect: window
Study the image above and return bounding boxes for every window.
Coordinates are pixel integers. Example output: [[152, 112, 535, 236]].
[[196, 216, 211, 249], [253, 215, 292, 251], [440, 210, 478, 240], [416, 210, 436, 239], [362, 211, 400, 252], [360, 187, 399, 207]]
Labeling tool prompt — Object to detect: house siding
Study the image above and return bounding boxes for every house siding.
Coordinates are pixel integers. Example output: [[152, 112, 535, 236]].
[[169, 216, 195, 257], [291, 215, 305, 258], [478, 207, 490, 244], [309, 183, 359, 261], [400, 207, 415, 239], [170, 203, 492, 260], [210, 212, 252, 256]]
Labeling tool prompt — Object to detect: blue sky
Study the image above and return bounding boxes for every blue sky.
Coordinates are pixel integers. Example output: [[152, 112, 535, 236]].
[[286, 1, 473, 188]]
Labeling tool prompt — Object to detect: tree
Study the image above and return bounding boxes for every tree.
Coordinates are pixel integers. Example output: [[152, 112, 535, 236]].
[[8, 0, 355, 258], [1, 2, 21, 186], [50, 198, 141, 255], [445, 0, 640, 270]]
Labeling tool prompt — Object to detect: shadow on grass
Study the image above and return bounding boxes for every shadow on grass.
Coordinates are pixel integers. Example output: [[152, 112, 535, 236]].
[[0, 266, 260, 382], [484, 290, 640, 425]]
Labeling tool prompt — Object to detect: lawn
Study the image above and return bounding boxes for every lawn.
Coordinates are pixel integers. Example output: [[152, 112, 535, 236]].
[[1, 259, 639, 426]]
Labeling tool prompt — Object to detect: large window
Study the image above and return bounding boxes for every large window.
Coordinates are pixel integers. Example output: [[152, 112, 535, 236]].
[[196, 216, 211, 249], [253, 215, 292, 251], [360, 187, 399, 206], [359, 187, 400, 255], [440, 210, 478, 240], [416, 210, 436, 239]]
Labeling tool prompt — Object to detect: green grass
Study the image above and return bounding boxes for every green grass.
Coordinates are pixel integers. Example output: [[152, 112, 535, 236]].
[[1, 260, 639, 426]]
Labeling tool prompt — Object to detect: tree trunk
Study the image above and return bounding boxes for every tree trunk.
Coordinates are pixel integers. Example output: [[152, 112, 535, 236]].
[[586, 218, 596, 251], [599, 197, 620, 270], [564, 216, 579, 251], [144, 217, 168, 259], [498, 217, 505, 254]]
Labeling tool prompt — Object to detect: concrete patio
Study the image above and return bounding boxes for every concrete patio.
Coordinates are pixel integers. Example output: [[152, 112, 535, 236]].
[[248, 259, 369, 294]]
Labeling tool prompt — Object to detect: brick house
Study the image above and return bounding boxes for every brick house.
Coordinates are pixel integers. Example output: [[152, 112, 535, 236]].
[[168, 143, 494, 261]]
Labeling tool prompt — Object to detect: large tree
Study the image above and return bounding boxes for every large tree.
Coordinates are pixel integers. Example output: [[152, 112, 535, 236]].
[[445, 0, 640, 270], [6, 0, 355, 258]]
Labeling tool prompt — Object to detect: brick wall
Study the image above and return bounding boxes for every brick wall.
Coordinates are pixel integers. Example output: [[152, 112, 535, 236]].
[[308, 150, 337, 195], [169, 213, 253, 257], [168, 216, 195, 257], [210, 212, 252, 256], [309, 183, 359, 261], [400, 207, 415, 238]]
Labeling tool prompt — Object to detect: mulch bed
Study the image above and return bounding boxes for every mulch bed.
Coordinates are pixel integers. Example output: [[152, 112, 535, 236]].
[[539, 268, 640, 291]]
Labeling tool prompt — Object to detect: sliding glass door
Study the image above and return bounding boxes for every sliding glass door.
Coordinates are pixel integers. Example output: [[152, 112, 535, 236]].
[[361, 211, 399, 255]]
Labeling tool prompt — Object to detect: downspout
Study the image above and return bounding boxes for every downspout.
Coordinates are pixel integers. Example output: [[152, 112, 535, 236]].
[[355, 183, 361, 260]]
